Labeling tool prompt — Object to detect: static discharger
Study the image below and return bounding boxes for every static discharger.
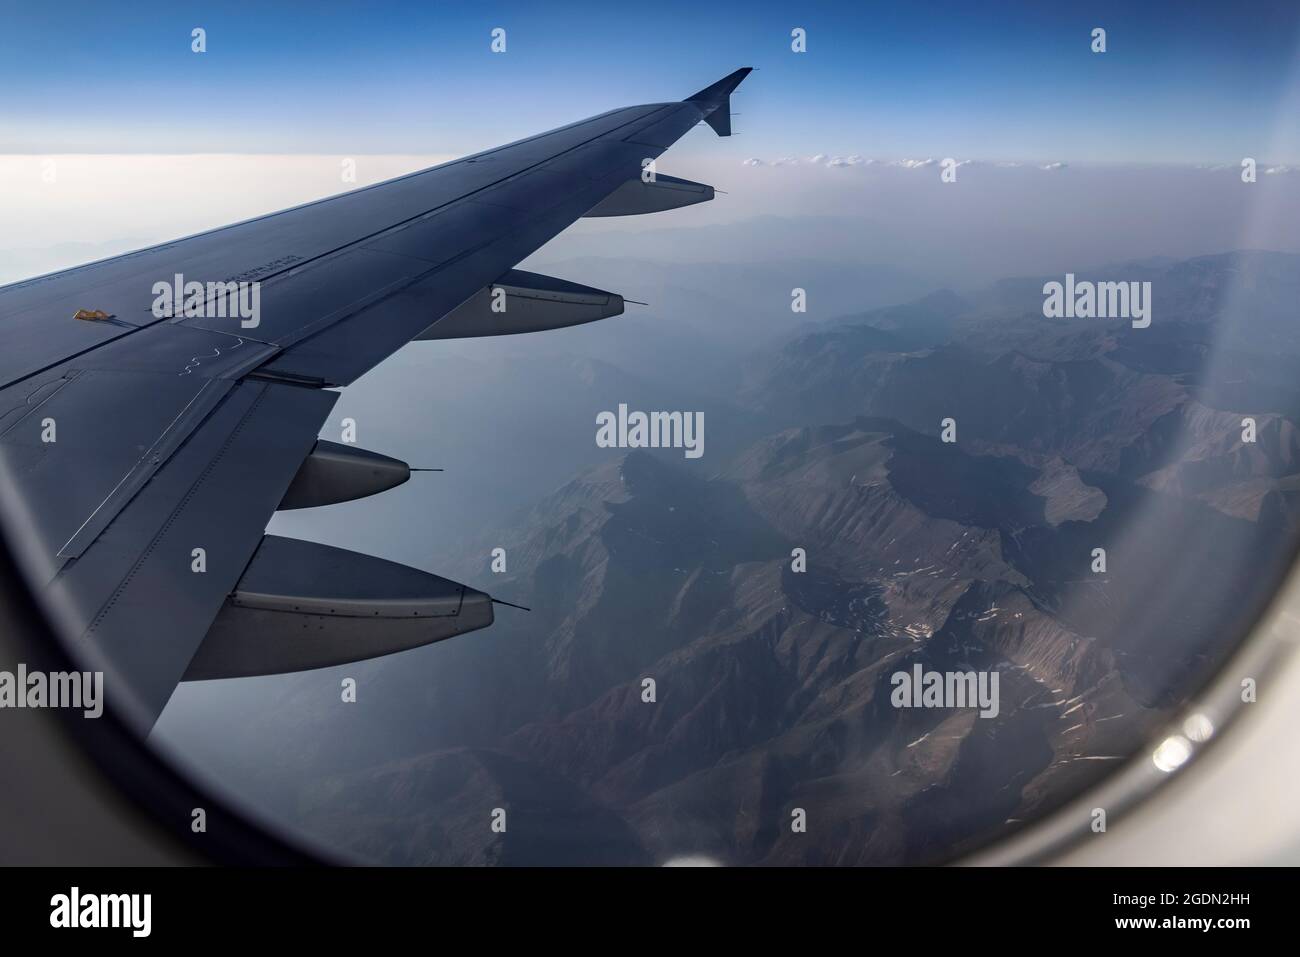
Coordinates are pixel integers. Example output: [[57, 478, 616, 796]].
[[493, 598, 532, 612]]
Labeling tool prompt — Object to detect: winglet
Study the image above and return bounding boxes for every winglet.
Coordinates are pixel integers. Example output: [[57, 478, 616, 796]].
[[685, 67, 752, 137]]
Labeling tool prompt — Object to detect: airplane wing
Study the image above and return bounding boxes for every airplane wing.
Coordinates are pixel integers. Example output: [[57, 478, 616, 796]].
[[0, 68, 752, 733]]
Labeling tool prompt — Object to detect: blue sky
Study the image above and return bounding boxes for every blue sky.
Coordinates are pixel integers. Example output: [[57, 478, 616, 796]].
[[1, 0, 1298, 162]]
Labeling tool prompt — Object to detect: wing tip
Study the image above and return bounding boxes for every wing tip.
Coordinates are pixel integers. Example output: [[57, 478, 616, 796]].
[[685, 67, 753, 105], [686, 67, 753, 137]]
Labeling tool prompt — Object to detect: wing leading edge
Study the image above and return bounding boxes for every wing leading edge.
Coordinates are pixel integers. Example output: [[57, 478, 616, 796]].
[[0, 68, 752, 733]]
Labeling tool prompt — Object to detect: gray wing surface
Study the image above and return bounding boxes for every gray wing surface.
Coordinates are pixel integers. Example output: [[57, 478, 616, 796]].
[[0, 68, 751, 732]]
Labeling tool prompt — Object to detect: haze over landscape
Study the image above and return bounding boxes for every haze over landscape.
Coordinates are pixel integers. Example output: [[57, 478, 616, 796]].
[[7, 151, 1300, 866], [147, 221, 1300, 864]]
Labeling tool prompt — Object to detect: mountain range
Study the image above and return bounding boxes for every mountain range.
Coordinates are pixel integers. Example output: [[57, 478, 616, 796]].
[[156, 250, 1300, 865]]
